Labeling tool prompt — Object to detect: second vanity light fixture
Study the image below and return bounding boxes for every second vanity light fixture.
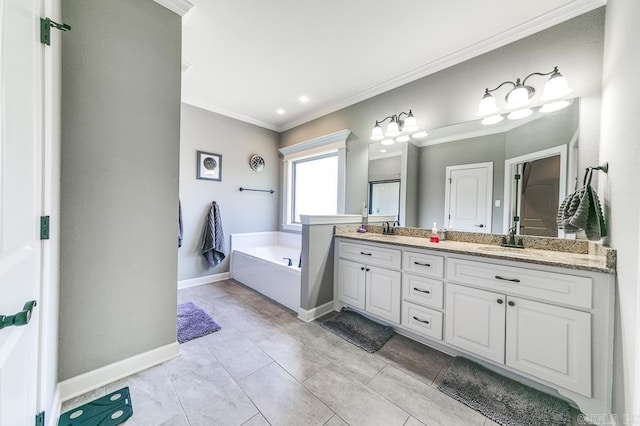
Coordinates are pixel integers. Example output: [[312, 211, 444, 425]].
[[370, 110, 427, 145], [476, 66, 573, 125]]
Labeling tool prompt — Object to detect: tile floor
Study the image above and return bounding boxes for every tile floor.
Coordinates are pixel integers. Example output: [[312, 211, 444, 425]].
[[61, 280, 530, 425]]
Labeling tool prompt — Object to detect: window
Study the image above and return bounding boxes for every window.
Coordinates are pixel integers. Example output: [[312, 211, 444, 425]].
[[279, 130, 350, 231], [292, 154, 338, 223]]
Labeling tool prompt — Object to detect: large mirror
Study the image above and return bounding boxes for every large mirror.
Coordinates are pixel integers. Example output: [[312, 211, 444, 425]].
[[367, 99, 580, 237]]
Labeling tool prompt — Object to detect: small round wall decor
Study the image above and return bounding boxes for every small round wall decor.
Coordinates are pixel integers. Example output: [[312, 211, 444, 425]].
[[249, 154, 265, 172]]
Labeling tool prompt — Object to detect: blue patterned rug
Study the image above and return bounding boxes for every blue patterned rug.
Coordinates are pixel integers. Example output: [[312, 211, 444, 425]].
[[177, 302, 221, 343]]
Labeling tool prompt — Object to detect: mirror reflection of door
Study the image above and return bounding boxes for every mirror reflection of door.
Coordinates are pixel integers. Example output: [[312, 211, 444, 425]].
[[444, 162, 493, 233], [517, 156, 560, 237], [369, 180, 400, 219]]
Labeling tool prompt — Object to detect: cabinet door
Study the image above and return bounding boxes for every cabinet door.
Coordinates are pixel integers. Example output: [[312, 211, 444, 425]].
[[337, 259, 366, 309], [445, 283, 506, 363], [366, 266, 401, 323], [506, 296, 591, 397]]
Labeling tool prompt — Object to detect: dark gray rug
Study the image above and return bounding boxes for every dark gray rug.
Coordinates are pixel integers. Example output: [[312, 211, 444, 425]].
[[438, 357, 571, 426], [177, 302, 221, 344], [320, 309, 394, 353]]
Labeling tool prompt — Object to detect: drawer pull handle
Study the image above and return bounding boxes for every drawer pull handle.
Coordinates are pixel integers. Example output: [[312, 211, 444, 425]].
[[361, 267, 365, 271], [366, 268, 370, 272], [412, 316, 430, 324], [495, 275, 520, 283], [413, 287, 431, 294], [497, 299, 504, 304], [508, 301, 515, 307], [360, 252, 372, 256], [414, 261, 431, 267]]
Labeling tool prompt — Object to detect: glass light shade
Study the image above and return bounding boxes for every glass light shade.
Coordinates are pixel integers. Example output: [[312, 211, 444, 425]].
[[541, 73, 572, 101], [395, 135, 411, 143], [402, 114, 417, 133], [477, 93, 498, 116], [506, 85, 530, 109], [370, 124, 384, 141], [540, 100, 570, 113], [380, 138, 395, 146], [411, 131, 428, 139], [385, 120, 400, 137], [507, 108, 533, 120], [481, 114, 504, 125]]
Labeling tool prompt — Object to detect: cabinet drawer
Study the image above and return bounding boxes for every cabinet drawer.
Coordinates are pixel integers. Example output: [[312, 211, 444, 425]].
[[403, 251, 444, 278], [402, 302, 443, 340], [338, 241, 401, 269], [447, 258, 592, 309], [402, 273, 443, 309]]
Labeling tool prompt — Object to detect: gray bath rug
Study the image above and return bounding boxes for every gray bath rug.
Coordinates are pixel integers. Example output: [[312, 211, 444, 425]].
[[177, 302, 221, 344], [437, 357, 571, 426], [320, 309, 394, 353]]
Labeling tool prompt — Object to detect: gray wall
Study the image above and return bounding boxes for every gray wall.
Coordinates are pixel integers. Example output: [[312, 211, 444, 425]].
[[419, 134, 506, 231], [368, 156, 401, 181], [301, 224, 336, 310], [280, 9, 605, 224], [59, 0, 181, 380], [179, 104, 280, 280], [600, 0, 640, 416]]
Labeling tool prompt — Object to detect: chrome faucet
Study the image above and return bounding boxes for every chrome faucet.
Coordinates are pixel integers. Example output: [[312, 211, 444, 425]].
[[500, 226, 524, 248], [382, 221, 395, 235]]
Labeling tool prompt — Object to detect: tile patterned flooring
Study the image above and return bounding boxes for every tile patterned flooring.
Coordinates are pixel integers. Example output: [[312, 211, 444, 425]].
[[61, 280, 512, 425]]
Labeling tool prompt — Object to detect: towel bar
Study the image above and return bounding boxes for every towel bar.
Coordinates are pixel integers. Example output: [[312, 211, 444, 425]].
[[239, 187, 275, 194]]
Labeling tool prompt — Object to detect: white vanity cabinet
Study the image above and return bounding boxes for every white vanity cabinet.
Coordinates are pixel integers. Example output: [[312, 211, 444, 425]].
[[336, 242, 401, 323]]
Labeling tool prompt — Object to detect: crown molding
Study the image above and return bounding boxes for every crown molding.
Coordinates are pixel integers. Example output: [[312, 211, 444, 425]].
[[182, 97, 280, 131], [152, 0, 194, 16], [278, 0, 606, 132], [278, 129, 351, 158]]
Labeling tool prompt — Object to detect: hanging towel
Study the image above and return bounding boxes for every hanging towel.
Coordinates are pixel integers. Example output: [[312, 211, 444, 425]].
[[200, 201, 225, 267], [557, 169, 607, 240], [178, 200, 184, 248]]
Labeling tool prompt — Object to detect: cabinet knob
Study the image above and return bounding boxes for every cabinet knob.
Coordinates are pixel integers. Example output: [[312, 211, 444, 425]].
[[360, 267, 365, 271], [508, 301, 515, 307], [497, 299, 504, 304], [366, 268, 370, 272]]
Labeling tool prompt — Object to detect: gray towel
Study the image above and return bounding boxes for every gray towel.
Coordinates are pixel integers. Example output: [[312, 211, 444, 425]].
[[200, 201, 225, 267], [557, 169, 606, 240], [178, 200, 184, 248]]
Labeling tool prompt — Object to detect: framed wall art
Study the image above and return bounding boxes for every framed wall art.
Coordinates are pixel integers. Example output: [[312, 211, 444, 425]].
[[197, 151, 222, 181]]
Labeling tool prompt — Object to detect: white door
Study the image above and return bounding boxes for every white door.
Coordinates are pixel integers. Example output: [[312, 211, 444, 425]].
[[444, 163, 493, 233], [365, 266, 401, 323], [445, 283, 505, 363], [505, 296, 591, 396], [0, 0, 44, 424], [336, 259, 366, 309]]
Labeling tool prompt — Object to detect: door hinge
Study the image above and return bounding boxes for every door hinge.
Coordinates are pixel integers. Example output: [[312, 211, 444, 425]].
[[40, 216, 50, 240], [449, 178, 452, 184], [35, 411, 45, 426], [40, 17, 71, 46]]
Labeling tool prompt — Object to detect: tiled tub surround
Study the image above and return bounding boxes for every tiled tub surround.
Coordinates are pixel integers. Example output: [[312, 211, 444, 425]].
[[333, 229, 615, 415]]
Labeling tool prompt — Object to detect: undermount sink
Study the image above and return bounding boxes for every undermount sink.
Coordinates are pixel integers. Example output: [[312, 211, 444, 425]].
[[477, 245, 546, 258]]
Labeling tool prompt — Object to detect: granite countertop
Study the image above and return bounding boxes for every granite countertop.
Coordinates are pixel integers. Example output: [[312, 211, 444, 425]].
[[335, 231, 616, 274]]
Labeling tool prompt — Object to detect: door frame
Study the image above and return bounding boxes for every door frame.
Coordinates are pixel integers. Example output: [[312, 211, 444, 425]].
[[502, 145, 567, 235], [444, 162, 493, 233]]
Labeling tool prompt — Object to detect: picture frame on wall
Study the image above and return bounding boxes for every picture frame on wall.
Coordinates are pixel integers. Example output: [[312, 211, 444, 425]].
[[197, 151, 222, 181]]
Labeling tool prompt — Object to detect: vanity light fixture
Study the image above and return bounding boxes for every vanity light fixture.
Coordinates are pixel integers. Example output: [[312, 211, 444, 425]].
[[370, 110, 422, 145], [476, 66, 572, 125]]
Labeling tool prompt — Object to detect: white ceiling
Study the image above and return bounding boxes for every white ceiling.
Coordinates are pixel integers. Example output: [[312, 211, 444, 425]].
[[181, 0, 604, 132]]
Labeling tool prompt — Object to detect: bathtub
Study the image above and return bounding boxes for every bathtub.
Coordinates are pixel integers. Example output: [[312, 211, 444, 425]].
[[230, 232, 301, 313]]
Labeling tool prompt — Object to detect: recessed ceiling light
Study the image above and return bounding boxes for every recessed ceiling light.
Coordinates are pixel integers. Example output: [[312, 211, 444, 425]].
[[299, 95, 309, 103], [276, 109, 286, 115], [411, 131, 428, 139], [381, 139, 395, 146]]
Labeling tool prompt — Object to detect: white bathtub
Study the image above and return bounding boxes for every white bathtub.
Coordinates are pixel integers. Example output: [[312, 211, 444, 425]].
[[230, 232, 301, 313]]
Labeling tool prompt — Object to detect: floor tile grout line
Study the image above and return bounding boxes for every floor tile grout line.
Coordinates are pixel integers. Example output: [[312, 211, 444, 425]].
[[163, 362, 193, 426]]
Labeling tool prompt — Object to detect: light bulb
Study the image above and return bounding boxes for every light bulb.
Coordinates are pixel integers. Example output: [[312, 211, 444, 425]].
[[402, 112, 417, 133], [477, 91, 498, 116], [380, 139, 395, 146], [507, 108, 533, 120], [370, 122, 384, 140], [385, 120, 400, 137], [540, 100, 571, 113], [506, 84, 531, 109], [411, 131, 428, 139], [541, 70, 572, 101], [481, 115, 504, 125], [395, 135, 410, 143]]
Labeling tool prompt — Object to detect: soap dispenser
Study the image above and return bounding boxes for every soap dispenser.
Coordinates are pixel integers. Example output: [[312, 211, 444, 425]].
[[430, 222, 440, 243]]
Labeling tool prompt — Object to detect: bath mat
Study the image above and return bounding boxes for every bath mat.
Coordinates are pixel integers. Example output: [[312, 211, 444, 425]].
[[437, 357, 571, 426], [320, 309, 394, 353], [177, 302, 221, 344]]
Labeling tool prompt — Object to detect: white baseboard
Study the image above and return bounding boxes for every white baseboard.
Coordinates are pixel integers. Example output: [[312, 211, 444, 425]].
[[47, 386, 62, 426], [57, 342, 180, 403], [297, 301, 335, 322], [178, 272, 230, 289]]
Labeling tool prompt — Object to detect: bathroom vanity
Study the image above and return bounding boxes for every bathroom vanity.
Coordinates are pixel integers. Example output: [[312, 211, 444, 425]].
[[333, 230, 615, 415]]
